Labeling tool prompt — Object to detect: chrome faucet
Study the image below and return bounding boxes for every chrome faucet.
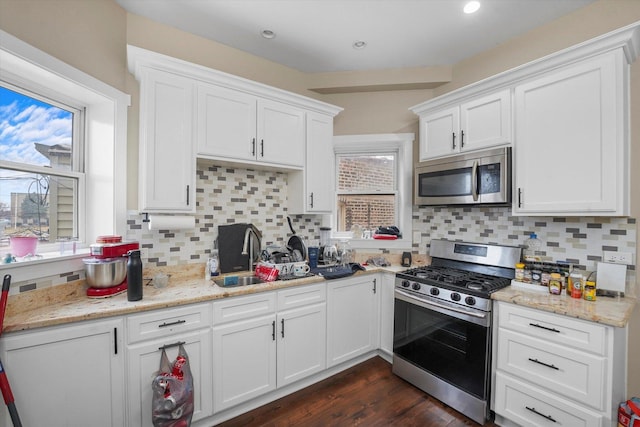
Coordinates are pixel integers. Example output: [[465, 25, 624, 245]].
[[242, 225, 262, 271]]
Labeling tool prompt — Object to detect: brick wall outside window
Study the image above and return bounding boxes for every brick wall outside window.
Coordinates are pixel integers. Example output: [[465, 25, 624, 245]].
[[337, 156, 396, 231]]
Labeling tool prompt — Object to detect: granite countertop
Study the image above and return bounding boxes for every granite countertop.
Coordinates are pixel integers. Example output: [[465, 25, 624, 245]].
[[3, 264, 392, 334], [7, 262, 636, 334], [492, 286, 637, 328]]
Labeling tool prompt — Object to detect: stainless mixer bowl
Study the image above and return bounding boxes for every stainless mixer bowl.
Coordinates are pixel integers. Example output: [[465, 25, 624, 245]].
[[83, 257, 127, 288]]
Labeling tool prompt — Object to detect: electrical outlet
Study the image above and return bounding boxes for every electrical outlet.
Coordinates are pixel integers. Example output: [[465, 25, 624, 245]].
[[603, 250, 634, 265]]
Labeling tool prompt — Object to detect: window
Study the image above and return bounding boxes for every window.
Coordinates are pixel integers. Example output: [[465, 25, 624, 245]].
[[333, 134, 413, 249], [336, 154, 397, 233], [0, 29, 129, 283], [0, 83, 84, 248]]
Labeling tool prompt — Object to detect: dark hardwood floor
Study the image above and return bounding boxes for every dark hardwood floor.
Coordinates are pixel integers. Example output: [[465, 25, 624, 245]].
[[216, 356, 499, 427]]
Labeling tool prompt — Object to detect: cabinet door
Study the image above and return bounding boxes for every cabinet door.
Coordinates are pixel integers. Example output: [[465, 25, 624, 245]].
[[139, 69, 195, 213], [514, 49, 625, 215], [379, 273, 395, 357], [277, 303, 326, 387], [212, 314, 277, 411], [0, 318, 124, 427], [305, 112, 334, 212], [419, 106, 459, 160], [126, 329, 213, 426], [327, 275, 379, 367], [257, 99, 304, 168], [196, 83, 257, 161], [460, 89, 511, 152]]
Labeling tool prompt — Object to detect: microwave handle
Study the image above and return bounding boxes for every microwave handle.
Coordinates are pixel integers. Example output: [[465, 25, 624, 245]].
[[471, 160, 479, 201]]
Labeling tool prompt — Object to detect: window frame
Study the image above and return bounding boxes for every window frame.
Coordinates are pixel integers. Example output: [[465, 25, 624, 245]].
[[0, 80, 86, 248], [0, 29, 130, 283], [332, 133, 414, 250]]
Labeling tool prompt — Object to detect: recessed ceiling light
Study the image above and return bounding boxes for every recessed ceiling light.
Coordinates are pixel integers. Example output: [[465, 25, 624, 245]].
[[463, 1, 481, 14], [353, 40, 367, 49], [261, 29, 276, 39]]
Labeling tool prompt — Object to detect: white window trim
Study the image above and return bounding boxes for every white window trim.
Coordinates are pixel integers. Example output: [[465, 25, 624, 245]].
[[0, 30, 130, 283], [333, 133, 414, 251]]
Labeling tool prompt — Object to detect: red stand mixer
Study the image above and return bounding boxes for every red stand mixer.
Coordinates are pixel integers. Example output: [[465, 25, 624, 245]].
[[83, 235, 139, 298]]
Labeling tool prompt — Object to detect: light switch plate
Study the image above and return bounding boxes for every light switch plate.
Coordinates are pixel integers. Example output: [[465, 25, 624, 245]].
[[596, 262, 626, 293]]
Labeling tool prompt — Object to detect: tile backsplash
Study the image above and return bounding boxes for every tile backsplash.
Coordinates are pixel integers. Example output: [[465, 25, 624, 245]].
[[13, 161, 638, 296]]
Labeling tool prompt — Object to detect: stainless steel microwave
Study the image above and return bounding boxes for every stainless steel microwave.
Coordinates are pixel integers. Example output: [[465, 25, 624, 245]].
[[414, 147, 511, 206]]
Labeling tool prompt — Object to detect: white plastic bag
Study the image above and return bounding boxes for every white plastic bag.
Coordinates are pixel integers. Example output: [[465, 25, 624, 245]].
[[151, 344, 194, 427]]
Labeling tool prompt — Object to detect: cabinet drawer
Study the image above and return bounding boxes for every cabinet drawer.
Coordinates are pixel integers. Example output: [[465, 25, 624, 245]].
[[498, 328, 606, 410], [127, 303, 212, 344], [213, 292, 276, 324], [497, 302, 607, 355], [277, 283, 326, 311], [495, 371, 604, 427]]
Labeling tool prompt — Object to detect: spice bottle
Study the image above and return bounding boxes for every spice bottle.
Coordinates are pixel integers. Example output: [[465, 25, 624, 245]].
[[127, 249, 143, 301], [515, 263, 525, 281]]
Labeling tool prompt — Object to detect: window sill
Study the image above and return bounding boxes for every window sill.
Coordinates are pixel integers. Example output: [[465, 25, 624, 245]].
[[343, 238, 412, 251], [0, 249, 89, 284]]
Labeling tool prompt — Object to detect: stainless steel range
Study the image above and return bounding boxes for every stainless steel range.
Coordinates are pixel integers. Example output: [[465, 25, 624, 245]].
[[393, 239, 521, 424]]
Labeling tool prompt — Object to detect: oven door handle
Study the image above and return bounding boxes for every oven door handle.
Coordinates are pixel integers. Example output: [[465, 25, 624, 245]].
[[395, 289, 489, 326]]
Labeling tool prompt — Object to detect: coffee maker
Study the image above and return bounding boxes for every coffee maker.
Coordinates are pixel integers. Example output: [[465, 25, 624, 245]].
[[318, 227, 337, 265]]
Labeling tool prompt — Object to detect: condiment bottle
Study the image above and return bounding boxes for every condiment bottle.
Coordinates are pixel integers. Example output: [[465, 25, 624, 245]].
[[127, 249, 143, 301], [548, 273, 562, 294], [515, 263, 525, 281], [567, 267, 580, 296], [584, 281, 597, 301], [569, 269, 584, 299]]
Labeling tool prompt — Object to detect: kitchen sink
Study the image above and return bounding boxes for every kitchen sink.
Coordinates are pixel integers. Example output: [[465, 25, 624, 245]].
[[214, 275, 264, 287]]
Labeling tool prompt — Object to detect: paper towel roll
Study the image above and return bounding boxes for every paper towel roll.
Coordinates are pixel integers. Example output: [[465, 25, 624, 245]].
[[147, 215, 195, 231]]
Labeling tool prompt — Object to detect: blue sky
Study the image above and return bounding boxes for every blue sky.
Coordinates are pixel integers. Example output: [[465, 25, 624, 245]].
[[0, 86, 73, 206]]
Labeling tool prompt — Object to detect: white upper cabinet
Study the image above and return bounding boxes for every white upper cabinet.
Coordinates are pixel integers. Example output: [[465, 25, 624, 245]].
[[196, 83, 305, 168], [289, 112, 335, 213], [513, 49, 627, 215], [410, 23, 640, 215], [416, 89, 511, 161], [136, 68, 196, 213], [256, 99, 305, 167], [460, 90, 511, 152], [196, 83, 257, 162]]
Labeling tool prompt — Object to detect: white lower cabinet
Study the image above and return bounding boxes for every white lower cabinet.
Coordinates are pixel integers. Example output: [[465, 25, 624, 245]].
[[0, 318, 125, 427], [493, 301, 626, 427], [126, 303, 213, 426], [327, 274, 379, 367], [495, 371, 603, 427], [212, 283, 326, 412]]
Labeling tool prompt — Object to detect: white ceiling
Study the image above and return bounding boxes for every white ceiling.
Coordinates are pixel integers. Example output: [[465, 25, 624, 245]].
[[116, 0, 595, 74]]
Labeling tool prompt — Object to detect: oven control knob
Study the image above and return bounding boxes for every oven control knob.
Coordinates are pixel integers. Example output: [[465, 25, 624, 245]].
[[412, 283, 421, 291], [451, 292, 461, 302], [401, 280, 410, 288], [429, 288, 439, 296], [465, 296, 476, 305]]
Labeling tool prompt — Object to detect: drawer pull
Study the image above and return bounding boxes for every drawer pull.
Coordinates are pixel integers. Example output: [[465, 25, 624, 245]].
[[158, 319, 187, 328], [158, 341, 186, 351], [528, 357, 559, 370], [525, 406, 557, 423], [529, 322, 560, 333]]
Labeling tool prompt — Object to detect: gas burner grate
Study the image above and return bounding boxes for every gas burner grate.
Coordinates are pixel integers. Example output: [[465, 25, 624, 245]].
[[399, 265, 511, 296]]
